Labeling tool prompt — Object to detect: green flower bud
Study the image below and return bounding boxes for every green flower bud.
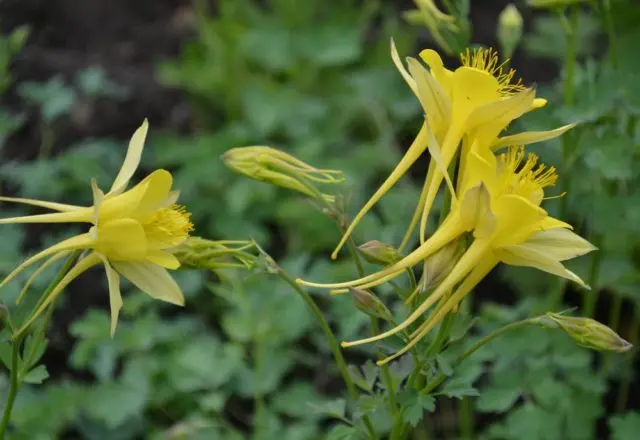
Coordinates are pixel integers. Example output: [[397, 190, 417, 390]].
[[543, 313, 632, 353], [358, 240, 402, 266], [497, 4, 523, 59], [403, 0, 459, 55], [222, 146, 343, 203], [421, 239, 463, 291], [174, 237, 257, 272], [348, 287, 392, 320]]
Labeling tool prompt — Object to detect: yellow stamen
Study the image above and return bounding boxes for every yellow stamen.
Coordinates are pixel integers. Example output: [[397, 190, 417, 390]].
[[460, 47, 523, 95], [143, 204, 194, 248], [499, 146, 557, 199]]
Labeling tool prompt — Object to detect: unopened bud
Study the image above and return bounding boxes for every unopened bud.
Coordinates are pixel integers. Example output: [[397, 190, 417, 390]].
[[497, 4, 523, 59], [348, 287, 392, 320], [543, 313, 632, 353], [422, 240, 463, 291], [358, 240, 402, 266], [403, 0, 459, 55], [174, 237, 257, 272], [526, 0, 588, 9], [222, 146, 343, 203]]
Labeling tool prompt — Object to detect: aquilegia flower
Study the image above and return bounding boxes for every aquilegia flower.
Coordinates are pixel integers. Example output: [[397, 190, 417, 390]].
[[332, 43, 575, 258], [299, 146, 596, 364], [0, 120, 192, 336]]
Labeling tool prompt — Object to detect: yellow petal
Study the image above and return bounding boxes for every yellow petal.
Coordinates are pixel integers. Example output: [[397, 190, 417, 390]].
[[112, 261, 185, 306], [97, 254, 123, 337], [0, 208, 93, 225], [490, 194, 546, 246], [331, 123, 430, 259], [146, 250, 181, 269], [0, 233, 94, 292], [304, 215, 464, 290], [0, 196, 84, 212], [15, 252, 101, 338], [451, 67, 501, 121], [419, 49, 454, 93], [458, 183, 496, 236], [342, 239, 490, 348], [390, 38, 417, 95], [496, 244, 589, 288], [511, 228, 597, 261], [377, 252, 498, 365], [132, 169, 173, 217], [400, 165, 433, 250], [491, 123, 577, 151], [109, 119, 149, 195], [538, 215, 573, 230], [93, 218, 147, 261], [532, 98, 547, 109], [407, 57, 451, 128], [91, 178, 105, 226]]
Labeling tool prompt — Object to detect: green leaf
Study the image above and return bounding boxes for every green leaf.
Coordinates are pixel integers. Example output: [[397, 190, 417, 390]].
[[401, 395, 435, 427], [610, 412, 640, 440], [326, 425, 360, 440], [22, 364, 49, 384], [308, 398, 346, 420], [476, 387, 521, 413], [439, 381, 480, 400]]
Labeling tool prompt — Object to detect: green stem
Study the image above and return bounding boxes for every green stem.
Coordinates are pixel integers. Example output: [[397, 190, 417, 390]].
[[371, 317, 398, 416], [0, 335, 23, 439], [600, 0, 618, 68], [459, 398, 474, 439], [275, 269, 378, 439], [616, 303, 639, 412], [599, 291, 623, 376], [421, 318, 539, 395]]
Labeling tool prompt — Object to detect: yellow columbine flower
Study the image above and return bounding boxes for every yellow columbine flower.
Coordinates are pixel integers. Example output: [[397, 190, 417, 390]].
[[331, 42, 575, 258], [0, 120, 192, 336], [299, 146, 596, 364]]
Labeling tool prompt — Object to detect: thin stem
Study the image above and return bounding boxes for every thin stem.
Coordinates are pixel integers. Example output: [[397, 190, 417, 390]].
[[616, 303, 639, 412], [371, 317, 398, 415], [599, 291, 623, 376], [275, 268, 378, 439], [459, 397, 474, 440], [0, 335, 23, 439], [421, 318, 538, 395], [600, 0, 618, 69]]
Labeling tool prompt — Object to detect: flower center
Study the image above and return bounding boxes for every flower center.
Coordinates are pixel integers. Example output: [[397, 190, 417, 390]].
[[460, 48, 524, 96], [498, 146, 557, 203], [143, 204, 194, 248]]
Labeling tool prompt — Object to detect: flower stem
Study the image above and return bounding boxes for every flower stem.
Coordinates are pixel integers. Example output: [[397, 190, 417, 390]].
[[600, 0, 618, 69], [421, 318, 539, 395], [275, 268, 377, 439], [616, 302, 639, 411], [0, 250, 79, 439], [582, 237, 602, 318], [599, 290, 624, 376], [0, 334, 23, 439]]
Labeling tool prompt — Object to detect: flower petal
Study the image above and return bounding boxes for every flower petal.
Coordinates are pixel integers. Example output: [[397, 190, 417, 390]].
[[146, 250, 181, 269], [94, 218, 147, 261], [0, 233, 94, 292], [109, 119, 149, 195], [97, 254, 123, 337], [112, 261, 185, 306], [390, 38, 417, 95], [512, 228, 597, 261], [16, 251, 70, 305], [491, 123, 577, 151], [497, 244, 589, 288], [0, 208, 94, 225], [0, 196, 84, 212]]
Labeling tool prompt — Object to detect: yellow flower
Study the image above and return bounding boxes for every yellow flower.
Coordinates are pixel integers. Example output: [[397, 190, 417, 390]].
[[299, 146, 596, 364], [331, 42, 575, 258], [0, 120, 192, 336]]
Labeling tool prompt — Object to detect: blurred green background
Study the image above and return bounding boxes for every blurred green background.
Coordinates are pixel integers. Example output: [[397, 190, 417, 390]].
[[0, 0, 638, 439]]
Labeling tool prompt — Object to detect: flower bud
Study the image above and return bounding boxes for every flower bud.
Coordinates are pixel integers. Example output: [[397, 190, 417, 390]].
[[222, 146, 343, 203], [348, 287, 392, 320], [174, 237, 257, 272], [543, 313, 632, 353], [358, 240, 402, 266], [527, 0, 588, 9], [422, 239, 463, 291], [403, 0, 459, 55], [497, 4, 523, 59]]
